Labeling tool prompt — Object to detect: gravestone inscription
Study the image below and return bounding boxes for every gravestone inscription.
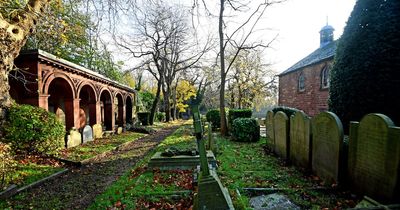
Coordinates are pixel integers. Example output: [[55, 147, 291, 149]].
[[348, 114, 400, 201], [311, 112, 343, 184]]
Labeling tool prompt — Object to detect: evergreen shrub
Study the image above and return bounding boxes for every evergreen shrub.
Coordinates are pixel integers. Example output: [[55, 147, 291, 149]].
[[3, 104, 65, 155], [272, 106, 299, 118], [231, 118, 260, 142], [137, 112, 150, 126], [329, 0, 400, 130], [155, 112, 165, 122], [206, 109, 220, 130], [228, 109, 252, 127]]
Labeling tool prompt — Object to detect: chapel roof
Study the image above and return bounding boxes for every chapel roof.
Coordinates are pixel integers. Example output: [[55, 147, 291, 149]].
[[279, 40, 337, 76]]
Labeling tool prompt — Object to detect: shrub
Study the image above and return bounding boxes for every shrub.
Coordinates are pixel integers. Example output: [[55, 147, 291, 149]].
[[3, 104, 65, 155], [329, 0, 400, 130], [272, 106, 299, 118], [231, 118, 260, 142], [137, 112, 150, 126], [206, 109, 220, 130], [139, 91, 155, 112], [155, 112, 166, 122], [0, 143, 16, 189], [228, 109, 252, 128]]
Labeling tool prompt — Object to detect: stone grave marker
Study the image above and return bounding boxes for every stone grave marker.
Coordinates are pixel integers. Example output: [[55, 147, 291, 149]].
[[274, 111, 289, 159], [67, 128, 82, 148], [266, 111, 275, 144], [290, 111, 311, 168], [117, 127, 123, 134], [348, 114, 400, 201], [92, 124, 103, 139], [82, 125, 93, 143], [311, 111, 343, 184]]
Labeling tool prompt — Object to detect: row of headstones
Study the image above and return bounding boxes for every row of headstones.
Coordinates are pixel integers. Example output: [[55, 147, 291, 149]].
[[266, 111, 400, 202], [66, 124, 123, 148]]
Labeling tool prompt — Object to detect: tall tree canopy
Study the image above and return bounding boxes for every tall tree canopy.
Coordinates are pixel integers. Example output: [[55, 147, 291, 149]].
[[329, 0, 400, 129]]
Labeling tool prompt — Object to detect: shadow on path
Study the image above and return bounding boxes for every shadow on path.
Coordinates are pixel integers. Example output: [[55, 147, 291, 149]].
[[3, 126, 179, 210]]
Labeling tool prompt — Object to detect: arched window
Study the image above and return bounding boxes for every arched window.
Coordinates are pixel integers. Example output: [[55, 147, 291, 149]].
[[298, 72, 305, 92], [321, 65, 330, 89]]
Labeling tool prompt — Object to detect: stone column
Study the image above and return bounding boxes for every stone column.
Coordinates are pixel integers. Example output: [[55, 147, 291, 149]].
[[95, 101, 101, 125], [38, 94, 49, 111], [73, 98, 81, 129]]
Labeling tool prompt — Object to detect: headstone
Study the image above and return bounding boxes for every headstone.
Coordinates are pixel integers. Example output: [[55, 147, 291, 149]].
[[67, 128, 82, 148], [266, 111, 275, 144], [273, 111, 289, 159], [348, 114, 400, 201], [117, 127, 123, 134], [82, 125, 93, 143], [290, 111, 311, 168], [249, 193, 300, 210], [92, 124, 103, 139], [311, 111, 343, 184]]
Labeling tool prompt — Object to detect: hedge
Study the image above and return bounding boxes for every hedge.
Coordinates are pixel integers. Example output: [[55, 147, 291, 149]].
[[206, 109, 221, 130], [3, 104, 65, 155], [231, 118, 260, 142], [228, 109, 252, 128]]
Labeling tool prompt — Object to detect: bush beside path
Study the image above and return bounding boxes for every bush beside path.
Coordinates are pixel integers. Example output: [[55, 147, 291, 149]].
[[1, 125, 180, 210]]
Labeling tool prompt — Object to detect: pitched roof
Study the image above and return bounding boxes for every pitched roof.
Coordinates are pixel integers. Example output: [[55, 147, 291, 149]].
[[279, 40, 337, 76]]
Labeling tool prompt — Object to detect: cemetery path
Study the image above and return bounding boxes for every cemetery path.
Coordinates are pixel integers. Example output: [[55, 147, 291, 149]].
[[5, 126, 179, 210]]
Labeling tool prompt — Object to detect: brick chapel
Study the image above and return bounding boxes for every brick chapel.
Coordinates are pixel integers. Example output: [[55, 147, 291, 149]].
[[278, 24, 336, 116]]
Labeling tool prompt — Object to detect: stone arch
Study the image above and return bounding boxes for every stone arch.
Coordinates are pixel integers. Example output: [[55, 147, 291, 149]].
[[78, 83, 97, 128], [126, 95, 133, 124], [115, 92, 124, 127], [43, 72, 76, 98], [47, 77, 75, 131], [99, 88, 113, 130]]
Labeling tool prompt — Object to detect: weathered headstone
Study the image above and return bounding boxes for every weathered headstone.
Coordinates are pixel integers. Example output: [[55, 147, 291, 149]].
[[67, 128, 82, 148], [82, 125, 93, 143], [311, 111, 343, 184], [266, 111, 275, 144], [290, 111, 311, 168], [117, 127, 123, 134], [274, 111, 289, 159], [348, 114, 400, 201], [92, 124, 103, 139]]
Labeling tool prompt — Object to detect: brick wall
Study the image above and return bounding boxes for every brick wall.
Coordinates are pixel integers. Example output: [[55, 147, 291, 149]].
[[278, 60, 332, 116]]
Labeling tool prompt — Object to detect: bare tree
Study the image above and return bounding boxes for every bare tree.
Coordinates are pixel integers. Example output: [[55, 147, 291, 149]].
[[116, 0, 211, 123], [192, 0, 283, 135]]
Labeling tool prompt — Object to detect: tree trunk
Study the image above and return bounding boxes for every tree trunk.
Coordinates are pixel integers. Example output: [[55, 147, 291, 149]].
[[149, 78, 162, 125], [164, 82, 173, 122], [0, 0, 49, 138], [219, 0, 228, 136], [172, 86, 177, 120]]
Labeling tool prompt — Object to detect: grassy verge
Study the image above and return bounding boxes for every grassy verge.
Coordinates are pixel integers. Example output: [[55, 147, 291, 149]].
[[5, 158, 64, 190], [88, 124, 197, 209], [216, 135, 357, 209], [58, 131, 145, 162]]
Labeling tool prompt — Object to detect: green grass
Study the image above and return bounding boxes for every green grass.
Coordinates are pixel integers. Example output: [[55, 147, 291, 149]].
[[0, 161, 64, 208], [58, 131, 145, 162], [216, 135, 356, 209], [10, 163, 63, 188], [88, 125, 196, 210]]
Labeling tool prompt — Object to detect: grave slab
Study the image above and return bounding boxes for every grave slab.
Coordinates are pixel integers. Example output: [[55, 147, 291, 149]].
[[148, 150, 217, 170]]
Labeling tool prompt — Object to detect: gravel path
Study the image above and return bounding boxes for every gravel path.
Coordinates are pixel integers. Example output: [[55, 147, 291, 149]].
[[3, 126, 179, 210]]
